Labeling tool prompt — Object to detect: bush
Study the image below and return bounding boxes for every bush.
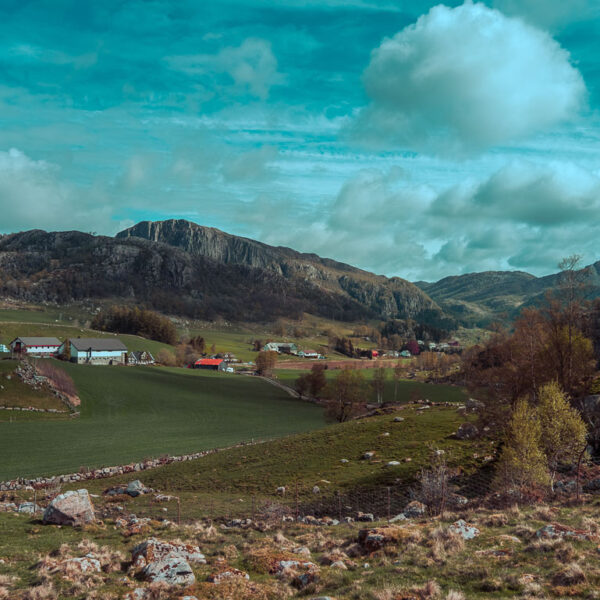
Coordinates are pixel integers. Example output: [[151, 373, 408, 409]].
[[92, 306, 177, 345]]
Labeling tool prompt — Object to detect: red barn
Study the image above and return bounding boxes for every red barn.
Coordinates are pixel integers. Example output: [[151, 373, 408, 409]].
[[195, 358, 227, 371]]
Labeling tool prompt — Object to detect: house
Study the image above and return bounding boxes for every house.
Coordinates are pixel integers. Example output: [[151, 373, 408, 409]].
[[262, 342, 298, 354], [9, 337, 62, 357], [60, 338, 127, 365], [195, 358, 228, 371], [127, 351, 155, 366], [298, 349, 320, 359]]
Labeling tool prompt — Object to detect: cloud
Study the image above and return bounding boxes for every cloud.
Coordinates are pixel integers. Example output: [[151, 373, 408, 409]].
[[492, 0, 594, 29], [166, 38, 285, 100], [354, 2, 586, 153], [0, 148, 116, 234], [230, 158, 600, 281]]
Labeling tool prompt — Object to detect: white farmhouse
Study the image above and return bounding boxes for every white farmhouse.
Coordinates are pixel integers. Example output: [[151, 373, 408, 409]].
[[9, 337, 62, 357], [60, 338, 127, 365]]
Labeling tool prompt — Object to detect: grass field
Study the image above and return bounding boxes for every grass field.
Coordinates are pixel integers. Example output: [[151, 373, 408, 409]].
[[0, 364, 326, 481], [274, 368, 468, 404]]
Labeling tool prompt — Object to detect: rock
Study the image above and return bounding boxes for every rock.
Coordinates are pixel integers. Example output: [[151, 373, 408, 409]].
[[18, 502, 40, 514], [132, 538, 206, 565], [393, 417, 404, 422], [456, 422, 479, 440], [583, 478, 600, 492], [356, 512, 375, 522], [362, 451, 375, 460], [330, 560, 347, 569], [63, 556, 101, 573], [126, 480, 151, 497], [389, 514, 408, 523], [43, 489, 95, 526], [208, 568, 249, 584], [340, 459, 349, 463], [536, 523, 595, 541], [293, 547, 312, 557], [141, 556, 195, 585], [381, 432, 390, 437], [403, 500, 426, 518], [386, 461, 401, 467], [448, 494, 469, 507], [276, 486, 286, 495], [313, 486, 320, 494], [466, 398, 484, 411], [449, 519, 480, 540]]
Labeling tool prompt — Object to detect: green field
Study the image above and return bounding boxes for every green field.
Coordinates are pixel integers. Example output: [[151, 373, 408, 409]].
[[274, 368, 468, 404], [0, 364, 326, 481]]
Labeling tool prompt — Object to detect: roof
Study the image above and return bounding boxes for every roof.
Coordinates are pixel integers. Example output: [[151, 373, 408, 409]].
[[196, 358, 224, 366], [11, 337, 61, 346], [69, 338, 127, 352]]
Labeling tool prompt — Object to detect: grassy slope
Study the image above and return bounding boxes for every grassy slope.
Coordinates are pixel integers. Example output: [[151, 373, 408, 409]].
[[0, 365, 325, 481], [0, 361, 66, 415], [275, 368, 468, 404]]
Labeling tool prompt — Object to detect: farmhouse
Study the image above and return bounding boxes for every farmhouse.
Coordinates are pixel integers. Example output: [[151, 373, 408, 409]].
[[61, 338, 127, 365], [195, 358, 228, 371], [9, 337, 61, 357], [262, 342, 298, 354]]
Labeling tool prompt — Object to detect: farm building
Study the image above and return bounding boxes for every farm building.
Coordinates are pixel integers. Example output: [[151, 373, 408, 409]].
[[60, 338, 127, 365], [195, 358, 228, 371], [127, 351, 155, 365], [298, 349, 320, 359], [262, 342, 298, 354], [9, 337, 62, 357]]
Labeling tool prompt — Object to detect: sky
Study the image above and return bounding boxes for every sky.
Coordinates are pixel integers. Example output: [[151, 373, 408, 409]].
[[0, 0, 599, 281]]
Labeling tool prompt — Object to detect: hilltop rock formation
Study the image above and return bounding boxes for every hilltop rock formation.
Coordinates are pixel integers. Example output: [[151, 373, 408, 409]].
[[117, 219, 446, 323]]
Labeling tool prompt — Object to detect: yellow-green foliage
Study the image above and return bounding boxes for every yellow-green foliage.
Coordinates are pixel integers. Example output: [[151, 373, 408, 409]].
[[537, 381, 587, 479], [494, 398, 550, 492]]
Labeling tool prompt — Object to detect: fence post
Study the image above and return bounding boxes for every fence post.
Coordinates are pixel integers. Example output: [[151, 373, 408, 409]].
[[387, 487, 391, 522]]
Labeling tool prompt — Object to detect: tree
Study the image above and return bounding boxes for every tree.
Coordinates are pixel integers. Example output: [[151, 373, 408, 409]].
[[295, 373, 310, 399], [307, 363, 327, 397], [325, 369, 366, 422], [537, 381, 587, 489], [156, 348, 177, 366], [493, 398, 550, 495], [393, 360, 404, 402], [406, 340, 420, 356], [256, 351, 278, 376], [371, 367, 387, 404]]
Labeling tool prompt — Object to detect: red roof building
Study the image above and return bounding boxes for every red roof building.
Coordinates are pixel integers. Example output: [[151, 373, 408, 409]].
[[195, 358, 226, 370]]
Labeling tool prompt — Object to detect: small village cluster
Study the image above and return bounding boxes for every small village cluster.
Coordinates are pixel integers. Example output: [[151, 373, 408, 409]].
[[4, 336, 154, 366]]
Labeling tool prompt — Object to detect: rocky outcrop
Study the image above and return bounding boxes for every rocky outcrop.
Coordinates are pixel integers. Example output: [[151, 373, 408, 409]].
[[117, 219, 445, 322]]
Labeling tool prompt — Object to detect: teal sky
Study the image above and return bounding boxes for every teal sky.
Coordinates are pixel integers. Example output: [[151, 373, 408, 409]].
[[0, 0, 599, 280]]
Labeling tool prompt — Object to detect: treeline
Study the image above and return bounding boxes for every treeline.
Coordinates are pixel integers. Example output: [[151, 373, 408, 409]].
[[92, 306, 177, 345]]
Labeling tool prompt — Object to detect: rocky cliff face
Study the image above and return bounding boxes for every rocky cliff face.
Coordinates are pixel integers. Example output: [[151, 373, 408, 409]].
[[117, 219, 443, 322]]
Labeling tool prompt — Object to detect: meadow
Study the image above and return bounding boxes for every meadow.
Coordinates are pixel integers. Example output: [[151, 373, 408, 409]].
[[274, 368, 468, 404], [0, 363, 326, 481]]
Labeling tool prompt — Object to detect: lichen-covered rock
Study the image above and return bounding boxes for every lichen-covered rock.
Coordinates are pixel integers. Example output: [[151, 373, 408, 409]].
[[536, 523, 596, 541], [63, 556, 101, 573], [208, 567, 250, 584], [456, 422, 478, 440], [449, 519, 480, 540], [141, 556, 195, 585], [132, 538, 206, 565], [403, 500, 426, 518], [43, 489, 95, 526]]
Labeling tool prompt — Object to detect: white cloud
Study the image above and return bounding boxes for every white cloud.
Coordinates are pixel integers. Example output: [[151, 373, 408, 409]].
[[0, 148, 114, 234], [166, 38, 285, 100], [354, 2, 586, 153]]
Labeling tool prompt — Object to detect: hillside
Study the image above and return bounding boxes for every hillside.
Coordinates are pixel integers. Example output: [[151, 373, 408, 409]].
[[0, 363, 325, 480], [417, 261, 600, 326], [117, 219, 450, 326]]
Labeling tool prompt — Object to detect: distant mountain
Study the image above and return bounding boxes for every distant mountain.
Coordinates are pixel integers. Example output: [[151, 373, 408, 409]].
[[0, 223, 451, 329], [117, 219, 451, 327], [416, 262, 600, 327]]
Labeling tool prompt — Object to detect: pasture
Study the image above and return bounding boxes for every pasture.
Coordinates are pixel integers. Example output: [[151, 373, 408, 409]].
[[0, 364, 326, 481]]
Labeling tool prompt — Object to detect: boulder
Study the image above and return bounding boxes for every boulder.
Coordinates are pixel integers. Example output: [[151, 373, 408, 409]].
[[126, 480, 150, 497], [43, 489, 95, 526], [141, 556, 195, 586], [362, 451, 375, 460], [449, 519, 480, 540], [132, 538, 206, 565], [403, 500, 426, 518], [456, 422, 478, 440], [386, 461, 401, 467], [356, 512, 375, 522], [393, 417, 404, 422]]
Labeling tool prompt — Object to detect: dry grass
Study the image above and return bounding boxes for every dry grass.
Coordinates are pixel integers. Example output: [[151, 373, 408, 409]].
[[552, 562, 586, 586]]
